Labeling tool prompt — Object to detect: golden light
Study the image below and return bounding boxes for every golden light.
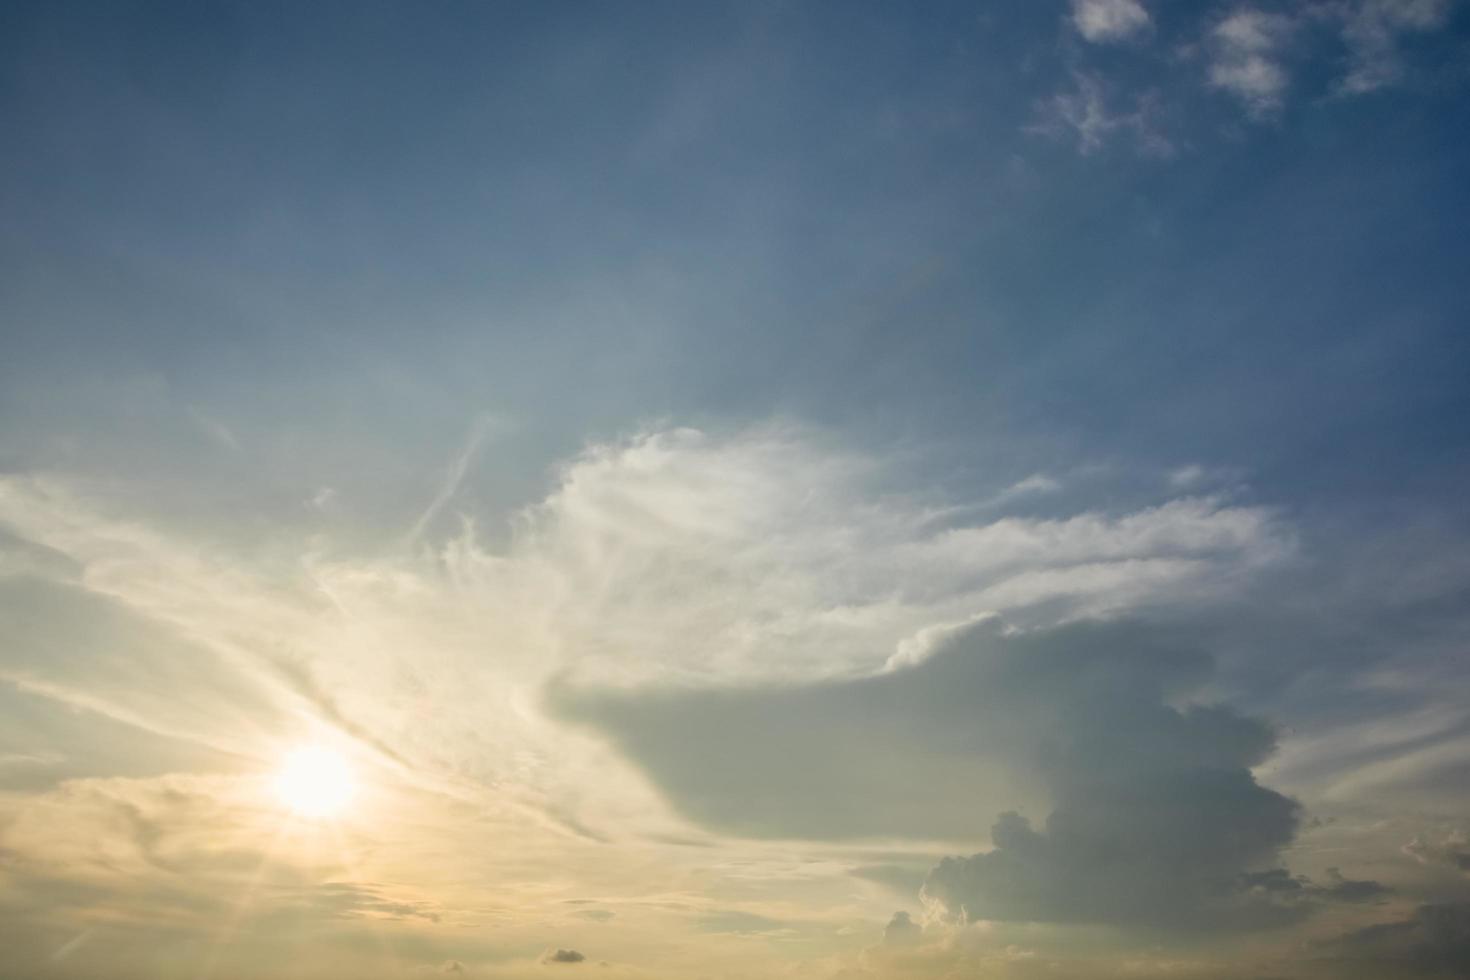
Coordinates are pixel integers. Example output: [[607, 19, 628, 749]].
[[273, 745, 355, 818]]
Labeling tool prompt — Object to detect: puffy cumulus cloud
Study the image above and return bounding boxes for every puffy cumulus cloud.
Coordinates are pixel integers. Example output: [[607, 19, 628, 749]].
[[919, 715, 1396, 934], [543, 948, 587, 964], [1071, 0, 1152, 43], [1319, 903, 1470, 976], [922, 791, 1305, 933], [553, 618, 1285, 842], [1043, 0, 1459, 138], [1207, 8, 1296, 114], [904, 623, 1398, 935]]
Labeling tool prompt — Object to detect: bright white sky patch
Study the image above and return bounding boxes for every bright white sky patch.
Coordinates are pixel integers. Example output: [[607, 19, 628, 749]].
[[273, 745, 355, 818]]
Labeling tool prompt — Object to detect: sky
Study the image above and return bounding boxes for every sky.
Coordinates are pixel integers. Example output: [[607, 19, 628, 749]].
[[2, 1, 1470, 977]]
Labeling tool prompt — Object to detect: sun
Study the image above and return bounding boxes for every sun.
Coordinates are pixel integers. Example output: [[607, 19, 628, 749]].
[[273, 745, 356, 818]]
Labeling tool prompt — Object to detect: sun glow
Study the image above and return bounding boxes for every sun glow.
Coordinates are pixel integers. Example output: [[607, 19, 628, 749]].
[[273, 746, 356, 818]]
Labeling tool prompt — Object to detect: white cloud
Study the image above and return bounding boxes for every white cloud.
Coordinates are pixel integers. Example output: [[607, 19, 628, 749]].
[[1208, 9, 1297, 114], [1071, 0, 1152, 43], [0, 429, 1291, 845], [1168, 464, 1208, 489], [999, 473, 1061, 499]]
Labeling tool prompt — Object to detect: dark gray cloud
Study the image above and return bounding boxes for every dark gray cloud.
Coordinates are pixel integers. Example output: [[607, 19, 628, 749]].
[[921, 797, 1388, 935], [543, 948, 586, 964], [1320, 903, 1470, 977], [1320, 868, 1393, 905], [554, 617, 1399, 936], [551, 619, 1264, 840], [1232, 867, 1390, 906], [923, 786, 1301, 934]]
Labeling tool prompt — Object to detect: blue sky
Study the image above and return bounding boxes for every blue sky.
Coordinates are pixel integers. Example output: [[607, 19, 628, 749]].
[[2, 2, 1470, 978]]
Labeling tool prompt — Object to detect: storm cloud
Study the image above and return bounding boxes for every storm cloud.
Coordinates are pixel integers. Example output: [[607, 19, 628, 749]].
[[551, 616, 1402, 935]]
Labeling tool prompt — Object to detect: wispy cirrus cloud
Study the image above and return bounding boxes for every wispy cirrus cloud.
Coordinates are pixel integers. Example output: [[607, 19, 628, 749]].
[[0, 428, 1291, 848], [1334, 0, 1455, 94], [1030, 71, 1174, 156]]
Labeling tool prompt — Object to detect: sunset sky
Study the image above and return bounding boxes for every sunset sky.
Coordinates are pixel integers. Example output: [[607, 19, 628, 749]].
[[3, 2, 1470, 978]]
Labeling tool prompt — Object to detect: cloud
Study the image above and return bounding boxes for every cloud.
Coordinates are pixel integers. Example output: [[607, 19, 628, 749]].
[[543, 948, 586, 964], [882, 911, 922, 947], [1208, 9, 1296, 114], [0, 574, 282, 757], [1071, 0, 1151, 43], [306, 881, 443, 923], [1333, 0, 1454, 94], [695, 910, 790, 935], [1234, 866, 1390, 905], [405, 414, 504, 546], [1405, 829, 1470, 874], [0, 429, 1298, 947], [850, 864, 930, 896], [987, 474, 1062, 508], [436, 428, 1281, 690], [1052, 0, 1457, 133], [1320, 867, 1394, 903], [923, 786, 1303, 933], [1320, 903, 1470, 975], [553, 618, 1284, 843], [918, 707, 1393, 934], [0, 767, 443, 955], [0, 431, 1287, 703], [1031, 72, 1174, 156], [1168, 464, 1208, 489]]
